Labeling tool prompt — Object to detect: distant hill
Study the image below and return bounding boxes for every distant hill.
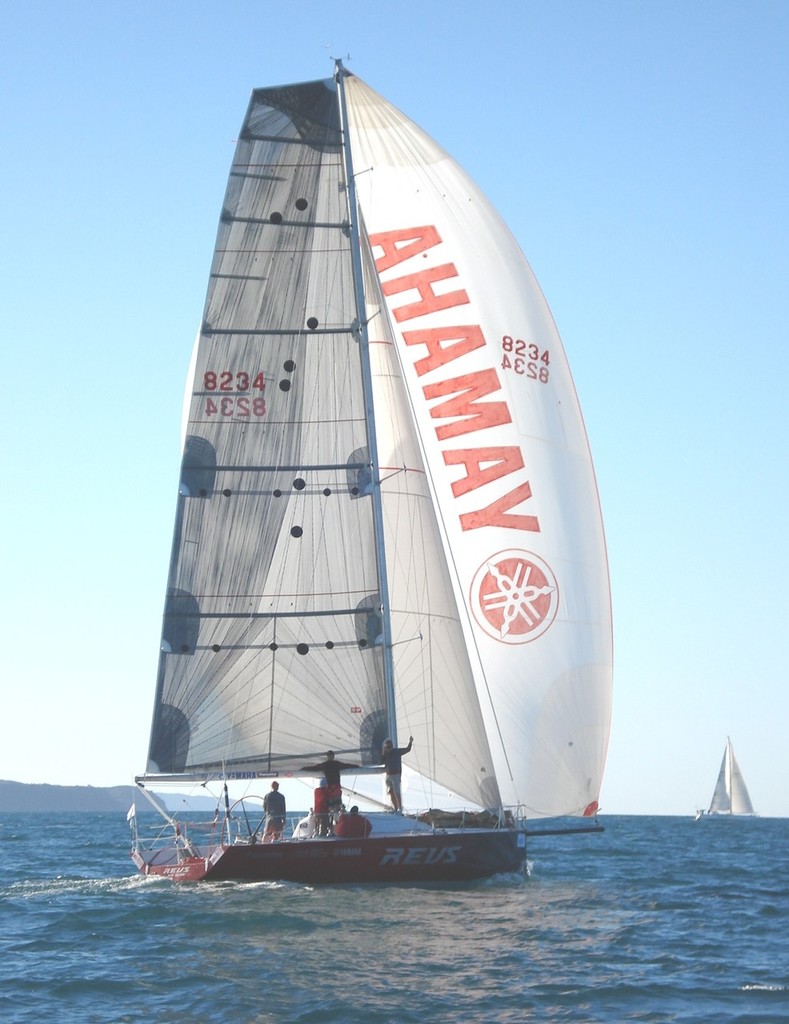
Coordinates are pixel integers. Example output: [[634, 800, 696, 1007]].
[[0, 780, 161, 813]]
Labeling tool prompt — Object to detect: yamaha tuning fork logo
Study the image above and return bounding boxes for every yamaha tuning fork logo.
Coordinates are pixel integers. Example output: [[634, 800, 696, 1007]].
[[470, 550, 559, 644]]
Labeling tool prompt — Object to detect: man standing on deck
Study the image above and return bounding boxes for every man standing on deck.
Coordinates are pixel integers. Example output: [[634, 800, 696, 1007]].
[[382, 736, 413, 813], [301, 750, 358, 818], [262, 781, 286, 841]]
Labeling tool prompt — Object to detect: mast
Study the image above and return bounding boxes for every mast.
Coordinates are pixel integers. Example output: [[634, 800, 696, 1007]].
[[334, 60, 399, 746]]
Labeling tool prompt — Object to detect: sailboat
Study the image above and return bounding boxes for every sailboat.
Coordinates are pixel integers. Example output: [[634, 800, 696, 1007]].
[[130, 62, 613, 883], [696, 738, 756, 819]]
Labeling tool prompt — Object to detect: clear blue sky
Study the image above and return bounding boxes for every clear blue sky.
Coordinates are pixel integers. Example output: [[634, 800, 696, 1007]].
[[2, 1, 786, 816]]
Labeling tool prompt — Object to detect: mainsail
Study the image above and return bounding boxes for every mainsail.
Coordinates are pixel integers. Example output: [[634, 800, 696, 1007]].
[[708, 738, 755, 815], [147, 80, 391, 781], [142, 66, 613, 819]]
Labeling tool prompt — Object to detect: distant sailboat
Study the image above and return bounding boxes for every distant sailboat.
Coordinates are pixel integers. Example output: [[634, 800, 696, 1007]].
[[696, 738, 756, 818]]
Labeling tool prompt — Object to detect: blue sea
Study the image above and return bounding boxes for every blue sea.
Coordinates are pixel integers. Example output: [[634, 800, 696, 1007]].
[[1, 814, 787, 1023]]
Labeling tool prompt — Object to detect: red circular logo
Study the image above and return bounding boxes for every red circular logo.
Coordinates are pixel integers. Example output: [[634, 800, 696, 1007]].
[[470, 550, 559, 644]]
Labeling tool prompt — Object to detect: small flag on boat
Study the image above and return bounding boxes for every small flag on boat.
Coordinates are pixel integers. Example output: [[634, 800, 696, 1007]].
[[127, 804, 136, 821]]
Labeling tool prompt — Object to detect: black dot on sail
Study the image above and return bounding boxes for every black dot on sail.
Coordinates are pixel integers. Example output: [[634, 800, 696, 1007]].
[[293, 478, 306, 491], [323, 488, 331, 496], [290, 526, 303, 538], [306, 317, 319, 330], [223, 488, 232, 497], [181, 644, 190, 653], [351, 486, 359, 495], [279, 379, 291, 392], [212, 644, 221, 653], [273, 489, 282, 498], [325, 641, 334, 649], [269, 642, 278, 652], [295, 198, 308, 210], [297, 643, 309, 655], [199, 489, 208, 497], [283, 359, 295, 372], [358, 639, 367, 648], [270, 211, 283, 224]]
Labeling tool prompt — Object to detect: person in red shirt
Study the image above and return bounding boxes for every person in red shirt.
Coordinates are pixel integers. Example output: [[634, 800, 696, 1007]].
[[302, 750, 358, 822], [334, 805, 372, 838], [313, 777, 330, 836]]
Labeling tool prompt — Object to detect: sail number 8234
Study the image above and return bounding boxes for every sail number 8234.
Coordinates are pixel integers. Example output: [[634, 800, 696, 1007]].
[[501, 336, 550, 383], [202, 369, 267, 418]]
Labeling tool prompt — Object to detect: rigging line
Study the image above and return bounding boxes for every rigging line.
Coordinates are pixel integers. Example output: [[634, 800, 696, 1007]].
[[340, 781, 389, 812], [424, 616, 437, 812], [378, 467, 405, 484], [389, 633, 423, 648]]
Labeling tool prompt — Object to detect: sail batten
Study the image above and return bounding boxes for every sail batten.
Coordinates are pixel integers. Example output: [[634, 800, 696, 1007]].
[[181, 463, 368, 472], [220, 214, 348, 227], [201, 328, 355, 336], [163, 608, 383, 621]]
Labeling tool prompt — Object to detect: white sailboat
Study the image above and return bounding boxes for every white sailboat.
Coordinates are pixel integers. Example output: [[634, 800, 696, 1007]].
[[130, 62, 613, 883], [697, 738, 756, 818]]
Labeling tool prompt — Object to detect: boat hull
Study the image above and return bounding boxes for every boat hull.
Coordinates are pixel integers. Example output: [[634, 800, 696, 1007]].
[[132, 829, 526, 883]]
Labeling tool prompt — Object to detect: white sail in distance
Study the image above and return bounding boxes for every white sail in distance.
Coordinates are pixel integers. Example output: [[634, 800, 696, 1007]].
[[708, 738, 755, 815]]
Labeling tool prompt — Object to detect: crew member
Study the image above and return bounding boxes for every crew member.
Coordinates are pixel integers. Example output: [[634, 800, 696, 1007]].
[[262, 781, 286, 841], [382, 736, 413, 813], [334, 805, 372, 838], [302, 750, 358, 818], [314, 777, 330, 836]]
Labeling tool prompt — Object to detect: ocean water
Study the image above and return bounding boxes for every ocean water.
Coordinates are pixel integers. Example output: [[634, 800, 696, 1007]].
[[0, 814, 786, 1023]]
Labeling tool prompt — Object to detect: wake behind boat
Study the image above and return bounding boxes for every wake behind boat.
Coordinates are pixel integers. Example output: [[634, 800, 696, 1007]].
[[130, 62, 613, 883]]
